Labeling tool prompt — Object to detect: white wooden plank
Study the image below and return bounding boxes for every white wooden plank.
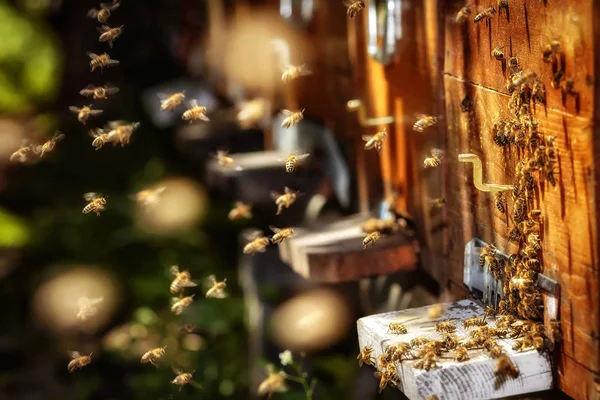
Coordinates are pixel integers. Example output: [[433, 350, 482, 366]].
[[357, 299, 553, 400]]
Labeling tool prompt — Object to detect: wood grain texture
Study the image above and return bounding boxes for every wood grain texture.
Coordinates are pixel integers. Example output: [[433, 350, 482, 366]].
[[357, 299, 553, 400]]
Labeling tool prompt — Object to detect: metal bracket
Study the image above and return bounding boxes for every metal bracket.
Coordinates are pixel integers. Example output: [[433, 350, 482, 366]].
[[458, 153, 514, 192], [346, 99, 395, 127]]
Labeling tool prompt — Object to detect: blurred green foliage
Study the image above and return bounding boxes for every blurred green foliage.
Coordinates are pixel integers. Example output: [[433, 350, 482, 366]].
[[0, 206, 30, 247]]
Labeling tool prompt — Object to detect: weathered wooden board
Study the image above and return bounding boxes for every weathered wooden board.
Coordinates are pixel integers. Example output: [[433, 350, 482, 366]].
[[357, 299, 553, 400]]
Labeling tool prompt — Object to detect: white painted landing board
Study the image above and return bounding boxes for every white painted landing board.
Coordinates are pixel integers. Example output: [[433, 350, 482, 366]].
[[357, 299, 553, 400]]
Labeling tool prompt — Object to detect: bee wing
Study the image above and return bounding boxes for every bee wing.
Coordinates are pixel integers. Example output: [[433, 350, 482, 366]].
[[86, 51, 99, 59], [415, 113, 429, 120], [284, 186, 294, 194], [431, 148, 444, 158], [88, 128, 102, 138], [280, 109, 294, 116], [187, 99, 199, 109], [89, 297, 104, 305], [69, 106, 81, 113], [83, 192, 100, 201], [169, 265, 180, 276], [104, 83, 120, 94], [86, 8, 99, 17], [203, 274, 217, 289], [234, 165, 243, 171], [211, 290, 229, 299], [197, 113, 210, 122], [269, 225, 281, 233], [107, 120, 125, 129], [70, 351, 81, 359], [170, 297, 181, 304], [180, 281, 198, 289], [88, 109, 104, 116], [171, 366, 184, 375], [97, 25, 111, 33], [189, 380, 203, 389], [243, 229, 263, 241], [101, 0, 120, 10], [157, 92, 171, 100], [270, 191, 281, 200], [52, 132, 66, 142], [362, 135, 374, 142], [295, 153, 310, 161]]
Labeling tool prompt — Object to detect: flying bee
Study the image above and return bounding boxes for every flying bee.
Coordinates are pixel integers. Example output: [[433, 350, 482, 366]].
[[494, 192, 506, 213], [88, 128, 112, 150], [280, 109, 305, 128], [76, 296, 104, 321], [542, 40, 561, 63], [79, 83, 119, 100], [140, 346, 167, 367], [171, 295, 195, 315], [97, 25, 124, 48], [82, 192, 107, 216], [204, 274, 228, 299], [228, 201, 252, 220], [9, 140, 33, 163], [492, 46, 505, 60], [87, 0, 120, 23], [105, 121, 140, 147], [455, 346, 469, 362], [363, 231, 382, 249], [424, 148, 444, 168], [345, 1, 366, 19], [130, 186, 166, 209], [428, 304, 446, 319], [182, 99, 209, 123], [281, 64, 312, 83], [243, 231, 270, 255], [436, 320, 457, 333], [270, 186, 300, 215], [169, 265, 197, 294], [281, 152, 310, 173], [258, 368, 288, 397], [430, 197, 446, 209], [494, 355, 519, 378], [213, 150, 243, 171], [413, 114, 438, 132], [171, 369, 202, 391], [33, 131, 65, 158], [68, 352, 92, 373], [357, 346, 374, 367], [69, 105, 103, 125], [269, 226, 295, 244], [387, 322, 408, 335], [362, 127, 387, 154], [474, 6, 497, 23], [158, 92, 185, 112], [455, 5, 472, 23], [87, 51, 119, 72]]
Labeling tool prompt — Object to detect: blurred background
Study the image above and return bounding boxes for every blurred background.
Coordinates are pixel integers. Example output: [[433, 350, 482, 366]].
[[0, 0, 440, 399]]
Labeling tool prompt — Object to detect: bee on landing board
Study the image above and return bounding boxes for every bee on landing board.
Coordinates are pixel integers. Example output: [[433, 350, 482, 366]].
[[169, 265, 197, 295], [204, 274, 228, 299], [228, 201, 252, 220], [427, 304, 446, 319], [423, 148, 444, 168], [82, 192, 107, 216], [97, 25, 124, 48], [455, 5, 472, 23], [79, 83, 119, 100], [281, 64, 312, 83], [270, 186, 300, 215], [171, 295, 195, 315], [243, 231, 271, 255], [413, 114, 438, 132], [68, 352, 92, 373], [158, 92, 186, 112], [542, 40, 561, 63], [387, 322, 408, 334], [33, 131, 65, 158], [140, 347, 167, 367], [69, 105, 103, 125], [492, 46, 505, 60], [269, 226, 295, 244], [280, 109, 305, 128], [182, 99, 209, 123], [171, 368, 202, 391], [87, 0, 120, 23], [345, 1, 366, 19], [77, 296, 104, 321], [363, 127, 387, 154], [363, 231, 382, 249], [280, 152, 310, 173], [87, 52, 119, 72], [10, 140, 33, 163]]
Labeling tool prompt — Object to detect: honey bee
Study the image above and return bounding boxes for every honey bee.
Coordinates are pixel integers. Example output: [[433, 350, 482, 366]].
[[214, 150, 243, 171], [33, 131, 65, 158], [363, 231, 382, 249], [243, 231, 271, 254], [281, 152, 310, 173], [423, 148, 444, 168], [362, 127, 387, 154], [474, 6, 497, 24], [87, 0, 120, 23], [494, 355, 519, 378], [551, 70, 564, 89], [97, 24, 124, 48], [479, 243, 497, 268], [427, 396, 440, 400], [455, 346, 469, 361], [228, 201, 252, 220], [374, 363, 398, 392], [430, 197, 447, 210], [494, 192, 506, 213], [82, 192, 107, 216], [89, 128, 112, 150], [258, 368, 288, 397], [455, 5, 472, 23], [104, 121, 139, 147], [542, 40, 561, 63], [497, 0, 508, 12], [532, 334, 545, 351], [489, 344, 505, 359], [76, 296, 104, 321], [345, 1, 366, 19], [204, 274, 228, 299], [411, 337, 431, 348], [9, 140, 33, 163], [87, 51, 119, 72], [441, 333, 460, 350], [436, 320, 457, 333], [508, 226, 522, 243], [130, 186, 166, 209], [169, 265, 197, 294], [269, 226, 295, 244], [413, 114, 438, 132], [281, 109, 305, 128], [387, 342, 412, 361], [532, 79, 545, 103], [281, 64, 312, 83], [182, 99, 209, 123], [79, 83, 119, 100], [171, 368, 202, 391], [68, 351, 92, 373], [388, 322, 408, 335], [427, 304, 446, 319], [464, 317, 486, 328], [492, 46, 505, 60], [492, 119, 509, 147], [512, 337, 533, 351], [414, 352, 438, 371], [270, 186, 300, 215], [550, 320, 562, 342], [357, 345, 374, 367], [513, 195, 526, 223], [140, 346, 167, 367], [158, 92, 185, 111], [508, 56, 521, 73], [69, 105, 103, 125], [171, 295, 195, 315]]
